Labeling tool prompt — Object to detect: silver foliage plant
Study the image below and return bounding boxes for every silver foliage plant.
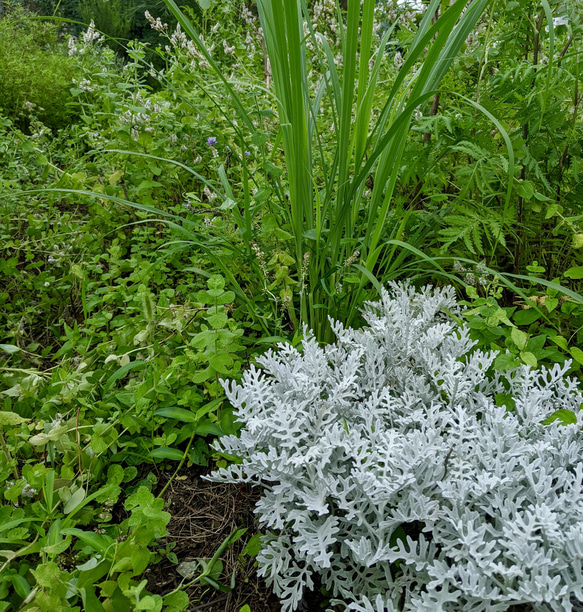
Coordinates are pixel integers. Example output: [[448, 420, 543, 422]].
[[208, 282, 583, 612]]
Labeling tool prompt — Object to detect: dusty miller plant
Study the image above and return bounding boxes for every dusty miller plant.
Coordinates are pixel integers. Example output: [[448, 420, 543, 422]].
[[209, 282, 583, 612]]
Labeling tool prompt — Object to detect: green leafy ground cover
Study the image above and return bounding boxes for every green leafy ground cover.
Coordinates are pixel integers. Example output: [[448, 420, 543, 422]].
[[1, 0, 583, 610]]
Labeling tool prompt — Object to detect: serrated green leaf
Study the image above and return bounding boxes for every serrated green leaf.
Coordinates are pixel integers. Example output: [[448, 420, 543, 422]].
[[0, 411, 29, 426], [32, 562, 61, 588]]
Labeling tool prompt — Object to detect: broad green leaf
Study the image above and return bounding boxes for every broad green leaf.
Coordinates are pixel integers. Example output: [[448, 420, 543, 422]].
[[564, 266, 583, 280], [545, 298, 559, 312], [103, 361, 146, 394], [163, 591, 190, 612], [542, 409, 577, 426], [242, 534, 262, 557], [516, 180, 534, 200], [511, 328, 528, 350], [150, 448, 184, 461], [42, 534, 72, 556], [154, 407, 197, 423], [194, 420, 224, 437], [10, 574, 31, 599], [494, 352, 519, 371], [0, 344, 20, 354], [207, 275, 225, 292], [61, 528, 113, 553], [64, 488, 86, 514], [209, 353, 233, 373], [32, 562, 61, 588], [519, 351, 537, 368], [550, 335, 568, 350], [513, 309, 541, 326], [107, 464, 125, 486], [570, 347, 583, 366]]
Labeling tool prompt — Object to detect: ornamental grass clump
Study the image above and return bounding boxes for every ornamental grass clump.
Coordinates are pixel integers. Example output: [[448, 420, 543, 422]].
[[209, 282, 583, 612]]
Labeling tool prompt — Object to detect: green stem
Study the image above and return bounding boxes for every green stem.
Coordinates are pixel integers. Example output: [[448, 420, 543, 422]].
[[157, 430, 196, 499]]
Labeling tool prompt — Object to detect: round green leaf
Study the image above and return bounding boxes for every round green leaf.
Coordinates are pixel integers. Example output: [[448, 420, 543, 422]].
[[207, 275, 225, 292], [564, 266, 583, 280], [206, 313, 228, 329]]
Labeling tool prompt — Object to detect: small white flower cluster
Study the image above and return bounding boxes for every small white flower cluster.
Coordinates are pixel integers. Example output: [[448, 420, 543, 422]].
[[453, 260, 491, 287], [241, 5, 256, 27], [49, 413, 63, 430], [68, 36, 78, 56], [82, 20, 104, 44], [170, 23, 187, 47], [203, 186, 217, 201], [68, 20, 104, 57], [21, 484, 38, 499], [30, 121, 50, 140], [78, 78, 95, 93], [22, 101, 43, 117], [145, 10, 167, 33], [223, 39, 236, 56], [162, 21, 215, 71], [393, 51, 404, 70], [5, 481, 37, 501], [118, 92, 171, 141], [47, 243, 73, 265]]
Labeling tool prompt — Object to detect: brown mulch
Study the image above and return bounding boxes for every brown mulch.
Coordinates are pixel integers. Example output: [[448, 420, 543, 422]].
[[146, 464, 282, 612]]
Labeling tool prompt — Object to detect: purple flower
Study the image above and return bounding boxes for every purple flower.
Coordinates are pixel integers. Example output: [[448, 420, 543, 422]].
[[245, 151, 251, 157], [207, 136, 217, 147]]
